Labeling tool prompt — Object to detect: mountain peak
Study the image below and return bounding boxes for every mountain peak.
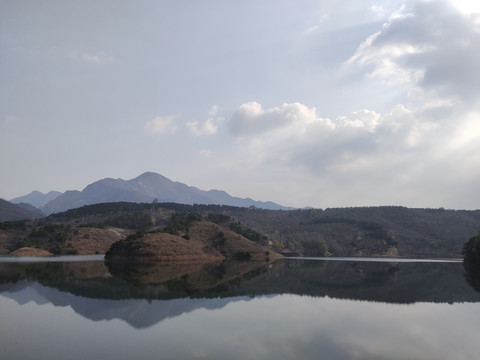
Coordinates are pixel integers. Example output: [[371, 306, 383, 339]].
[[38, 172, 290, 214], [10, 190, 62, 208], [135, 172, 169, 181]]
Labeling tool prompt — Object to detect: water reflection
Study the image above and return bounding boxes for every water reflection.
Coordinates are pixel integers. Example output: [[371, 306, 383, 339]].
[[1, 258, 480, 360], [464, 256, 480, 294], [1, 258, 479, 304]]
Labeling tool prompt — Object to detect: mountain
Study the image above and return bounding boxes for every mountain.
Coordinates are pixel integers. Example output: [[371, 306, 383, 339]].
[[0, 199, 40, 221], [10, 190, 62, 208], [12, 203, 44, 218], [41, 172, 289, 214]]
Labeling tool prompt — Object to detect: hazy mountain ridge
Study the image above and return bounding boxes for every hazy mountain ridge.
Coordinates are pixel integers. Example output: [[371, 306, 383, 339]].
[[10, 190, 62, 208], [0, 199, 40, 221], [39, 172, 289, 214]]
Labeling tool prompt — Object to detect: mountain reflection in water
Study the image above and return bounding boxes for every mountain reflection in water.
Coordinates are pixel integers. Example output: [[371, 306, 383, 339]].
[[1, 258, 479, 307], [1, 257, 480, 360]]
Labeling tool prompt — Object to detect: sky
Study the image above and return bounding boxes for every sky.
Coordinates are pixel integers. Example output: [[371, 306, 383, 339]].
[[1, 0, 479, 210]]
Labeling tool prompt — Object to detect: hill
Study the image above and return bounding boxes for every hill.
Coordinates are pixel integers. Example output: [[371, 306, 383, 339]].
[[1, 201, 479, 258], [40, 172, 289, 214], [105, 218, 280, 263], [0, 199, 40, 221], [222, 206, 480, 258], [10, 190, 61, 208]]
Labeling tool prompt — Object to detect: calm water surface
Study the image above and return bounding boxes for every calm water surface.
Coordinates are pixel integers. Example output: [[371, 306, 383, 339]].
[[1, 257, 479, 360]]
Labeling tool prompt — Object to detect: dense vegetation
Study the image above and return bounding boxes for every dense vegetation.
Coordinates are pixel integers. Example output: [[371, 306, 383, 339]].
[[19, 224, 77, 255], [1, 201, 479, 258], [463, 234, 480, 292]]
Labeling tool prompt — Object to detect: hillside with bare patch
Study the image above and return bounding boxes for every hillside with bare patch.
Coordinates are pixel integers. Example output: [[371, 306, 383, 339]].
[[105, 220, 281, 263]]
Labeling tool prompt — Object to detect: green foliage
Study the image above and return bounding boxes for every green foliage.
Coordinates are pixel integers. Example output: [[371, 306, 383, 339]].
[[229, 221, 267, 245], [161, 212, 202, 235], [46, 202, 241, 223], [272, 241, 284, 251], [207, 213, 231, 224], [104, 213, 153, 230], [0, 220, 27, 231], [211, 231, 227, 247], [300, 237, 327, 256], [19, 224, 72, 254], [125, 232, 145, 242], [301, 217, 356, 225]]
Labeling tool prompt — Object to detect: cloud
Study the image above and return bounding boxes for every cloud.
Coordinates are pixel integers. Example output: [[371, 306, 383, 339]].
[[145, 116, 177, 135], [186, 118, 219, 136], [223, 98, 480, 208], [187, 106, 224, 136], [70, 50, 114, 64], [304, 14, 329, 34], [369, 5, 390, 19], [208, 105, 221, 116], [338, 109, 380, 132], [348, 1, 480, 107], [229, 102, 334, 136], [304, 25, 320, 35], [199, 149, 212, 157]]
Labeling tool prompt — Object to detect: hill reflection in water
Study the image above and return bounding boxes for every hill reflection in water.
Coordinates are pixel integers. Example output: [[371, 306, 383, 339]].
[[1, 257, 479, 305], [1, 257, 480, 360]]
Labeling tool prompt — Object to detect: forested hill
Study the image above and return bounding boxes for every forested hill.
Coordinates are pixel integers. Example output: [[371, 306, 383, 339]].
[[11, 202, 478, 258], [224, 206, 480, 258]]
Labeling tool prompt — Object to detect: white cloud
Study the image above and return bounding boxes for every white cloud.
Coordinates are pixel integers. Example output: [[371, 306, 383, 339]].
[[223, 98, 480, 208], [187, 106, 224, 136], [229, 102, 334, 136], [370, 5, 389, 19], [187, 118, 219, 136], [338, 109, 380, 132], [305, 25, 320, 34], [199, 149, 212, 157], [450, 0, 480, 15], [70, 50, 114, 63], [82, 52, 114, 63], [145, 116, 177, 135], [348, 1, 480, 107], [208, 105, 221, 116]]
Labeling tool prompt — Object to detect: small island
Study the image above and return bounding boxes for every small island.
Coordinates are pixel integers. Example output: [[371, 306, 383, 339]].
[[105, 213, 281, 263]]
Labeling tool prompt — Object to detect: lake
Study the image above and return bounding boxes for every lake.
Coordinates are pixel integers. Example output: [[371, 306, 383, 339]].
[[1, 256, 479, 360]]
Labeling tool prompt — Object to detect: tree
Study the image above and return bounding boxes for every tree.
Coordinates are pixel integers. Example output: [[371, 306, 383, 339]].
[[301, 237, 327, 256], [463, 234, 480, 293]]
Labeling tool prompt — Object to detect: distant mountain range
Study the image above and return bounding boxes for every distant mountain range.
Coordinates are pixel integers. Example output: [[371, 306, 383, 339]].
[[10, 190, 62, 208], [0, 199, 41, 221], [9, 172, 290, 215]]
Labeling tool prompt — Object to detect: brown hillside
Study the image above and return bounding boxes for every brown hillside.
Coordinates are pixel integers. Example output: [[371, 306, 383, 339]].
[[68, 227, 130, 255], [106, 220, 282, 262], [10, 247, 53, 257]]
